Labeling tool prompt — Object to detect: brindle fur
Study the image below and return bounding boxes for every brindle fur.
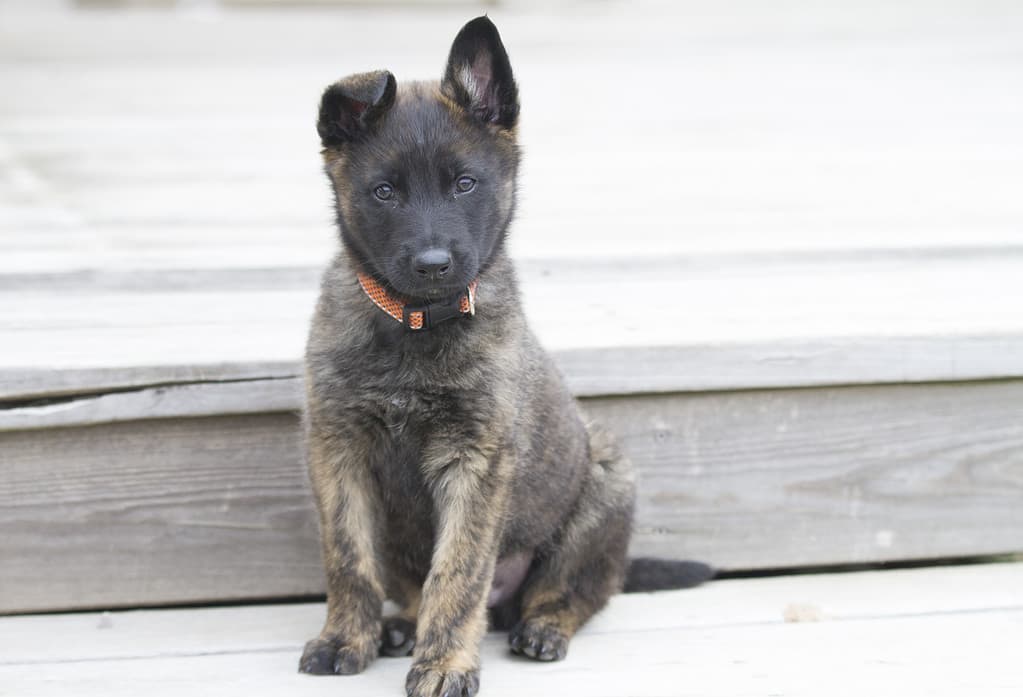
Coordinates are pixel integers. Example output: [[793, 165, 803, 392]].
[[298, 17, 708, 697]]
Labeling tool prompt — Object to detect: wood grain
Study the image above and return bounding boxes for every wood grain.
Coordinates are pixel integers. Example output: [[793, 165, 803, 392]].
[[3, 253, 1023, 401], [2, 0, 1023, 620], [3, 381, 1022, 613], [597, 383, 1023, 568], [2, 1, 1023, 401], [3, 2, 1023, 259], [0, 414, 322, 614], [3, 613, 1022, 697], [3, 563, 1022, 662], [1, 565, 1022, 697]]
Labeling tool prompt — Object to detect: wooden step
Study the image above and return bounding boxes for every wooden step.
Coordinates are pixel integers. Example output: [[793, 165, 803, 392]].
[[2, 564, 1020, 696], [3, 1, 1023, 614], [3, 251, 1023, 402], [4, 253, 1023, 612]]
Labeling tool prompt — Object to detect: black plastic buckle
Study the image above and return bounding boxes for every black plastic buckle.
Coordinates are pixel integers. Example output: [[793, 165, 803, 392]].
[[402, 291, 467, 330]]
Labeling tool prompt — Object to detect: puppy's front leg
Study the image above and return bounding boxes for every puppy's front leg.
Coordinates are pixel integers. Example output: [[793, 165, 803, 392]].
[[299, 426, 384, 676], [406, 445, 510, 697]]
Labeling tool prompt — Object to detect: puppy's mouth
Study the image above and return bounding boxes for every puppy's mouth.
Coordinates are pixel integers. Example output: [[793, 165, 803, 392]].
[[382, 276, 467, 304], [425, 287, 452, 300], [399, 276, 477, 303], [406, 284, 466, 304]]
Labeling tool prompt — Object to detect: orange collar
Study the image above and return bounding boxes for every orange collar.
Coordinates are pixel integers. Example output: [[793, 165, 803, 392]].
[[357, 273, 477, 330]]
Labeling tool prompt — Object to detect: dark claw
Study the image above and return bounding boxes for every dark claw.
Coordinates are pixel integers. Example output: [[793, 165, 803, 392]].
[[299, 638, 338, 674], [298, 638, 339, 671], [439, 673, 464, 697], [538, 638, 567, 661], [334, 646, 365, 675], [406, 665, 480, 697], [509, 620, 569, 662], [465, 671, 480, 696], [522, 638, 538, 658], [298, 636, 374, 675]]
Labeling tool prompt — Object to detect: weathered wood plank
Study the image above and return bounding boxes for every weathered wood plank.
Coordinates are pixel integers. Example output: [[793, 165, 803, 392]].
[[4, 563, 1021, 664], [8, 328, 1023, 432], [1, 565, 1021, 697], [0, 413, 321, 614], [2, 1, 1023, 408], [0, 379, 303, 431], [4, 613, 1022, 697], [3, 253, 1023, 401], [3, 381, 1022, 613], [9, 332, 1023, 406], [607, 382, 1023, 568], [3, 2, 1023, 259], [2, 0, 1023, 621]]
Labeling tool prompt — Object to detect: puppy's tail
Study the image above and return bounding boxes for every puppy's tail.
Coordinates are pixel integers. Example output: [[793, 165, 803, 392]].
[[623, 558, 716, 593]]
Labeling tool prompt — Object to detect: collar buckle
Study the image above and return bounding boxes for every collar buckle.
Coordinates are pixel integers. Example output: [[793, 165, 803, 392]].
[[402, 291, 468, 330]]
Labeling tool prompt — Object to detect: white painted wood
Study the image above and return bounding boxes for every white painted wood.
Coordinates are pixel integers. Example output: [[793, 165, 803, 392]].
[[1, 564, 1020, 696]]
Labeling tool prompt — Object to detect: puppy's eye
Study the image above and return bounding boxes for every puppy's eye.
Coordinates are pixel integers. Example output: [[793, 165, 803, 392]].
[[455, 176, 477, 194], [374, 183, 394, 201]]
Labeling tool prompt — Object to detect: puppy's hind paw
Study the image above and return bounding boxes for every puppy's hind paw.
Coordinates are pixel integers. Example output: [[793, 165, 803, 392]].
[[380, 616, 417, 657], [509, 620, 569, 662]]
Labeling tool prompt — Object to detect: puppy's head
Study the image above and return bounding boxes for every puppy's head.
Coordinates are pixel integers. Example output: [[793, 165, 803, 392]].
[[318, 17, 520, 302]]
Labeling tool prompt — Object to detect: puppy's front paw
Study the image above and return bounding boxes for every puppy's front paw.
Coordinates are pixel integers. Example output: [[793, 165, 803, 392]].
[[405, 662, 480, 697], [380, 616, 416, 657], [298, 635, 378, 675], [509, 619, 569, 661]]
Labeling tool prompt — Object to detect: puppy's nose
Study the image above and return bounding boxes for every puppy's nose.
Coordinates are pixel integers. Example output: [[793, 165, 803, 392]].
[[412, 248, 452, 281]]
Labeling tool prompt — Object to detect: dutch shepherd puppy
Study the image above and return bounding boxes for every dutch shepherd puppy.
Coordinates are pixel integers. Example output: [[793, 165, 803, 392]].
[[299, 17, 712, 697]]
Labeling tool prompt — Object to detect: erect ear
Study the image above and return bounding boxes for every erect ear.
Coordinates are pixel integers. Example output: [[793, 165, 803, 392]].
[[441, 16, 519, 129], [317, 70, 396, 147]]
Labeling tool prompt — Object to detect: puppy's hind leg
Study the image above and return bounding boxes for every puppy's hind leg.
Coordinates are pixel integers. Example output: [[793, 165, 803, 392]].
[[380, 575, 421, 658], [510, 427, 635, 662]]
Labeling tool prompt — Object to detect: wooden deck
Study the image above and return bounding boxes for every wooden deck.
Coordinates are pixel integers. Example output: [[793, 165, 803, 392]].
[[3, 563, 1022, 696], [2, 3, 1023, 695], [2, 0, 1022, 633]]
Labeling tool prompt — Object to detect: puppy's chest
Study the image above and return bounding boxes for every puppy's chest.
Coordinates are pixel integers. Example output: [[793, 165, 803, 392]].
[[369, 386, 486, 481], [370, 390, 466, 570], [379, 388, 466, 435], [381, 392, 425, 434]]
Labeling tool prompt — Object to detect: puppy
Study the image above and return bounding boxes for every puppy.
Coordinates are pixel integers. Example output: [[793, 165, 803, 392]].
[[299, 17, 711, 697]]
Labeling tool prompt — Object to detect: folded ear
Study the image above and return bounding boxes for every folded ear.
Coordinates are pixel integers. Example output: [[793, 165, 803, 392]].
[[442, 16, 519, 129], [317, 70, 396, 147]]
